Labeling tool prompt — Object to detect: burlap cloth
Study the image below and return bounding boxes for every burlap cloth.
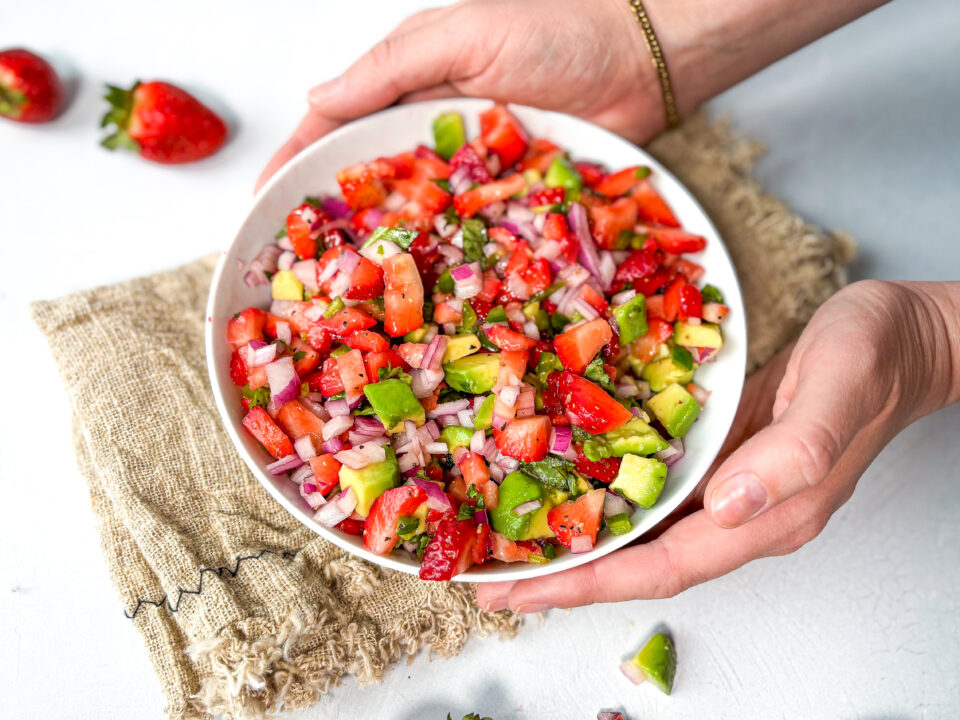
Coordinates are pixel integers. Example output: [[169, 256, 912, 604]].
[[32, 113, 855, 720]]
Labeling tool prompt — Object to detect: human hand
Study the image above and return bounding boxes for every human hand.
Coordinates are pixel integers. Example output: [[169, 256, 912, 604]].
[[257, 0, 666, 190], [478, 280, 960, 612]]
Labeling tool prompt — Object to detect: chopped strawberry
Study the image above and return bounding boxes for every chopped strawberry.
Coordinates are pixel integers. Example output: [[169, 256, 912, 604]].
[[226, 308, 266, 350], [336, 162, 387, 210], [344, 258, 385, 301], [674, 259, 704, 283], [494, 416, 552, 462], [574, 161, 606, 188], [350, 207, 383, 237], [678, 284, 703, 321], [662, 276, 685, 322], [573, 444, 621, 483], [490, 532, 542, 562], [341, 329, 389, 353], [320, 307, 377, 337], [702, 302, 729, 324], [383, 253, 424, 337], [459, 451, 498, 510], [449, 143, 492, 184], [645, 294, 666, 320], [395, 343, 427, 369], [479, 104, 529, 169], [454, 173, 526, 218], [308, 454, 342, 495], [528, 187, 565, 207], [578, 284, 609, 315], [419, 518, 481, 580], [588, 197, 638, 249], [276, 398, 326, 441], [471, 523, 492, 565], [290, 336, 321, 376], [242, 406, 295, 460], [558, 371, 632, 434], [229, 349, 248, 386], [335, 348, 369, 402], [632, 179, 679, 227], [305, 358, 344, 397], [547, 489, 605, 550], [521, 258, 552, 296], [364, 349, 409, 381], [631, 268, 672, 297], [595, 166, 649, 197], [485, 324, 537, 351], [554, 318, 613, 375], [285, 202, 323, 260], [613, 249, 660, 288], [519, 138, 563, 174], [363, 486, 428, 555]]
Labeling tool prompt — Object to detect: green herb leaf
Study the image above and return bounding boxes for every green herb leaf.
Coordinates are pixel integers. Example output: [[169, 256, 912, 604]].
[[397, 515, 420, 535], [584, 355, 617, 394], [543, 543, 557, 560], [457, 504, 476, 520], [527, 280, 565, 305], [520, 456, 577, 492], [241, 385, 271, 410], [461, 218, 488, 263], [364, 225, 419, 250], [466, 484, 486, 509], [431, 178, 451, 192], [292, 351, 306, 362], [416, 533, 431, 559], [701, 284, 724, 303], [434, 268, 454, 295], [458, 301, 478, 333], [486, 305, 507, 323]]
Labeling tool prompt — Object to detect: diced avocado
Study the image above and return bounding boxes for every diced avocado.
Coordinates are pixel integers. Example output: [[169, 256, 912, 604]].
[[490, 471, 542, 540], [522, 301, 540, 321], [398, 501, 429, 540], [648, 383, 700, 438], [474, 394, 495, 430], [338, 448, 400, 517], [522, 168, 543, 186], [443, 334, 482, 363], [641, 356, 695, 392], [443, 352, 500, 394], [439, 425, 473, 452], [603, 417, 669, 457], [271, 269, 304, 301], [628, 632, 677, 695], [432, 112, 466, 160], [610, 454, 667, 509], [519, 502, 555, 540], [674, 321, 723, 349], [613, 294, 648, 345], [403, 324, 432, 343], [363, 379, 425, 430], [545, 156, 583, 191]]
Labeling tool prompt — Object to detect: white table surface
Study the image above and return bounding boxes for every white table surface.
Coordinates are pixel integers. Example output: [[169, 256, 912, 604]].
[[2, 1, 958, 718]]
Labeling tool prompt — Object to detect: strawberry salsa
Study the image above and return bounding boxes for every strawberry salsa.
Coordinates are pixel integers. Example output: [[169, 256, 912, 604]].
[[229, 105, 729, 580]]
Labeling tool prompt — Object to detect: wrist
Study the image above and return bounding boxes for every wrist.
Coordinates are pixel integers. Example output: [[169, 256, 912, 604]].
[[898, 281, 960, 414]]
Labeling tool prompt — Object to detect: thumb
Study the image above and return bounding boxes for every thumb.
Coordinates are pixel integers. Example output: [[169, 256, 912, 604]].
[[308, 17, 471, 120], [705, 352, 881, 529]]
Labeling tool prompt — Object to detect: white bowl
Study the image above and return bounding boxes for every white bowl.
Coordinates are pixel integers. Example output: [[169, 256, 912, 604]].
[[206, 99, 746, 583]]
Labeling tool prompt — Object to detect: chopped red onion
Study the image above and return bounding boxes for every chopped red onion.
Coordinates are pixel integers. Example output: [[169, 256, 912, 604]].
[[488, 462, 504, 482], [266, 357, 300, 406], [515, 389, 535, 418], [570, 536, 595, 554], [686, 316, 702, 326], [597, 252, 616, 291], [313, 487, 356, 527], [620, 661, 646, 686], [300, 482, 327, 509], [275, 321, 292, 346], [325, 398, 350, 417], [383, 190, 407, 213], [616, 378, 638, 399], [412, 477, 453, 512], [451, 446, 468, 465], [691, 346, 719, 364], [449, 165, 473, 195], [512, 499, 542, 516], [322, 414, 353, 441], [277, 236, 294, 252], [438, 414, 459, 427], [292, 259, 319, 292], [611, 289, 637, 306], [497, 456, 520, 472], [420, 334, 448, 372], [572, 297, 600, 322], [470, 430, 485, 453], [506, 202, 535, 223], [481, 436, 498, 462], [321, 436, 344, 454], [356, 442, 387, 464], [360, 237, 402, 265], [656, 437, 684, 467], [457, 409, 475, 428], [549, 426, 572, 455], [397, 451, 420, 473], [498, 385, 520, 409], [437, 244, 465, 266], [478, 200, 506, 221], [475, 509, 489, 525], [294, 435, 318, 461], [687, 382, 710, 406], [452, 262, 483, 299], [290, 464, 315, 485], [317, 257, 339, 284], [248, 341, 277, 367], [534, 239, 562, 261], [334, 448, 370, 470], [498, 218, 538, 244], [303, 301, 327, 323], [328, 269, 351, 299], [425, 441, 448, 455], [568, 202, 607, 284], [354, 416, 387, 436], [244, 245, 284, 287], [428, 398, 471, 417], [491, 413, 508, 431], [277, 250, 296, 271], [604, 491, 632, 518], [434, 213, 459, 239], [266, 454, 303, 476], [320, 196, 351, 219]]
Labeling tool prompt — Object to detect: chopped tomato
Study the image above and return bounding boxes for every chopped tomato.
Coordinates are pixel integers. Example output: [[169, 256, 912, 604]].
[[490, 532, 545, 563], [520, 138, 562, 174], [645, 294, 666, 320], [554, 318, 613, 375], [528, 187, 565, 207], [226, 308, 266, 350], [702, 302, 729, 324], [290, 336, 320, 376], [494, 415, 551, 462], [453, 173, 526, 218], [631, 268, 672, 297], [662, 276, 685, 322], [344, 258, 385, 301], [547, 489, 605, 550], [383, 253, 424, 337], [242, 406, 295, 460], [613, 249, 660, 288], [578, 284, 609, 315], [363, 485, 427, 555], [574, 161, 605, 188], [364, 349, 409, 381], [521, 257, 552, 296], [394, 342, 427, 369], [306, 359, 344, 397], [675, 259, 704, 283], [479, 104, 529, 168], [558, 371, 632, 434], [459, 451, 499, 510], [485, 324, 537, 351], [678, 284, 703, 321]]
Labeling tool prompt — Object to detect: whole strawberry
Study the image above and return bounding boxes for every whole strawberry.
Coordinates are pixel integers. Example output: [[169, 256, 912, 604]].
[[0, 48, 64, 123], [101, 80, 227, 164]]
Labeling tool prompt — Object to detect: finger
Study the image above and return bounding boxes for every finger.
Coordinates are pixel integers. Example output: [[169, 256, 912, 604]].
[[307, 18, 472, 119], [478, 506, 792, 612], [397, 83, 462, 105], [255, 111, 344, 192], [705, 349, 882, 529], [384, 6, 447, 40]]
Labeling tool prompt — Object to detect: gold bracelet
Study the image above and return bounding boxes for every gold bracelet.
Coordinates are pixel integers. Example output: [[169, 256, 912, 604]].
[[628, 0, 681, 129]]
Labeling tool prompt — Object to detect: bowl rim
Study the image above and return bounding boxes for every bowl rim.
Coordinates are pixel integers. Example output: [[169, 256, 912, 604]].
[[205, 98, 747, 583]]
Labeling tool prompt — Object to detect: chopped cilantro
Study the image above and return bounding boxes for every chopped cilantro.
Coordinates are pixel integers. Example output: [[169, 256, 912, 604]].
[[364, 225, 419, 250], [701, 284, 724, 303], [584, 355, 616, 394], [457, 504, 476, 520], [241, 385, 271, 410], [431, 178, 451, 192], [527, 280, 565, 305], [416, 533, 431, 559], [542, 543, 557, 560], [397, 515, 420, 535], [460, 218, 488, 263], [434, 268, 454, 294], [520, 456, 578, 494], [292, 351, 306, 362], [485, 305, 507, 323], [466, 484, 486, 509]]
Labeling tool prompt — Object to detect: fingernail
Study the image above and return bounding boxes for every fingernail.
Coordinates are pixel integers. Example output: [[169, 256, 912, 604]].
[[711, 472, 766, 527], [479, 592, 509, 613], [514, 603, 552, 614], [308, 77, 345, 106]]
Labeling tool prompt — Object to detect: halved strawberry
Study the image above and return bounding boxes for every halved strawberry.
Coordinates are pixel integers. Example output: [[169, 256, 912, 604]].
[[383, 253, 424, 337], [226, 308, 266, 350], [479, 104, 529, 169], [494, 415, 551, 462], [363, 486, 428, 555], [554, 318, 613, 375], [485, 325, 537, 351], [276, 398, 326, 441], [242, 406, 295, 459], [453, 173, 526, 218], [547, 489, 605, 550], [558, 371, 632, 434], [419, 518, 481, 580]]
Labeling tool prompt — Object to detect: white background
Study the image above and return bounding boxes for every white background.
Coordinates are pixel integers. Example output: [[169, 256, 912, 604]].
[[2, 1, 958, 719]]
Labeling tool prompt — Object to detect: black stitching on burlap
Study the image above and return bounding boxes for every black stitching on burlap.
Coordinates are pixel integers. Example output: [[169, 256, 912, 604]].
[[124, 549, 298, 619]]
